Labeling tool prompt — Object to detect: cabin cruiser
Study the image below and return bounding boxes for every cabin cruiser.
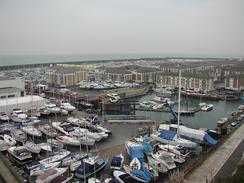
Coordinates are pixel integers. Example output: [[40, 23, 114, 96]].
[[149, 151, 176, 170], [22, 117, 41, 126], [158, 144, 190, 158], [62, 153, 88, 167], [8, 146, 32, 165], [52, 122, 74, 136], [46, 103, 60, 114], [56, 135, 85, 146], [35, 168, 68, 183], [60, 102, 76, 112], [21, 126, 42, 138], [11, 128, 27, 142], [66, 117, 91, 127], [38, 143, 52, 152], [201, 104, 213, 112], [39, 150, 70, 167], [30, 161, 61, 176], [23, 141, 41, 154], [2, 134, 16, 146], [10, 108, 27, 123], [0, 112, 9, 122], [39, 124, 58, 137]]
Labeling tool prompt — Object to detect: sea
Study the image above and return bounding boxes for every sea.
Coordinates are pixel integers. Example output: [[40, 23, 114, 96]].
[[135, 93, 243, 130]]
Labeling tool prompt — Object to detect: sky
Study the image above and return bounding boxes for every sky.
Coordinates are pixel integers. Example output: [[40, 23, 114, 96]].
[[0, 0, 243, 57]]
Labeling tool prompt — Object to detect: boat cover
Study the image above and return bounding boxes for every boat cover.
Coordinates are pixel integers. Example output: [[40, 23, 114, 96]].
[[131, 168, 151, 182], [128, 146, 144, 160], [111, 156, 122, 167], [159, 130, 176, 140], [140, 137, 153, 153], [204, 133, 218, 145]]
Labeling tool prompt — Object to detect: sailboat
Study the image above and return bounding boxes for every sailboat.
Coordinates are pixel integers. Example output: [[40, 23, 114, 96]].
[[151, 67, 197, 149]]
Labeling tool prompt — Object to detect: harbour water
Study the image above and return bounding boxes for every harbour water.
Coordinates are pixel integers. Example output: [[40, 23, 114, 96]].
[[135, 93, 243, 130]]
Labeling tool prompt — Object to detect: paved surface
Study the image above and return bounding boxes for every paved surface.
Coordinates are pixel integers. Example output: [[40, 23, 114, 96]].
[[186, 123, 244, 183]]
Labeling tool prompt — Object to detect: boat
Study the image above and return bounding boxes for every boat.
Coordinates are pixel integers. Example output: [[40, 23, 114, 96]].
[[70, 128, 102, 142], [123, 165, 151, 183], [75, 156, 108, 180], [154, 87, 173, 97], [201, 104, 213, 112], [46, 103, 60, 114], [0, 138, 9, 151], [238, 105, 244, 110], [60, 108, 68, 115], [39, 107, 51, 115], [110, 154, 124, 170], [56, 135, 83, 146], [10, 108, 27, 123], [8, 146, 32, 165], [39, 124, 58, 137], [52, 122, 74, 136], [22, 117, 41, 126], [152, 103, 164, 110], [66, 117, 90, 127], [149, 151, 176, 170], [157, 144, 189, 158], [11, 128, 27, 142], [39, 150, 70, 166], [38, 143, 52, 152], [21, 126, 42, 138], [88, 178, 101, 183], [199, 102, 207, 107], [0, 112, 9, 122], [62, 153, 88, 167], [139, 101, 152, 108], [35, 168, 68, 183], [49, 173, 73, 183], [113, 170, 139, 183], [23, 141, 41, 154], [217, 118, 228, 127], [60, 102, 76, 112], [47, 138, 64, 148], [30, 161, 61, 176], [3, 134, 16, 146]]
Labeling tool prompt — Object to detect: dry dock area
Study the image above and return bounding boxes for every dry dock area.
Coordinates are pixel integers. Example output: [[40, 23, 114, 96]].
[[186, 122, 244, 183]]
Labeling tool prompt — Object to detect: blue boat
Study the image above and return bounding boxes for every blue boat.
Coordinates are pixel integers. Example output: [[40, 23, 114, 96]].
[[75, 157, 108, 180]]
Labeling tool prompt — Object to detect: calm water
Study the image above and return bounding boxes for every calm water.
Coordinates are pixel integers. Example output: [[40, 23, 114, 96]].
[[135, 93, 244, 130]]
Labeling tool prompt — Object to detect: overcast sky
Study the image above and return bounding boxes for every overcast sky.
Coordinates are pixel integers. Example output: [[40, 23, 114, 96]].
[[0, 0, 243, 57]]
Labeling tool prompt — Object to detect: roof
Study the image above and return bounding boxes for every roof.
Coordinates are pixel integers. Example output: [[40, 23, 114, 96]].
[[0, 87, 24, 94]]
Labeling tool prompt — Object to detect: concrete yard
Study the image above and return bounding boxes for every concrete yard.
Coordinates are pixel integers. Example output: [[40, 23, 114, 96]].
[[186, 122, 244, 183]]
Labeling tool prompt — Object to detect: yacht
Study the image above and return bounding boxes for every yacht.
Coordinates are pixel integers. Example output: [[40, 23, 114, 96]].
[[3, 134, 16, 146], [47, 138, 64, 148], [11, 128, 27, 142], [23, 141, 41, 154], [21, 126, 42, 138], [62, 153, 88, 167], [56, 135, 84, 146], [30, 161, 61, 176], [60, 102, 76, 112], [10, 108, 27, 123], [0, 112, 9, 122], [201, 104, 213, 112], [8, 146, 32, 165], [46, 103, 60, 114], [39, 124, 58, 137], [39, 150, 70, 167], [36, 168, 68, 183]]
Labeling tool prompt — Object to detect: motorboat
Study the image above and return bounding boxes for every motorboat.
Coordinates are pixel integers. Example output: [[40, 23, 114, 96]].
[[95, 125, 112, 135], [24, 141, 41, 154], [150, 151, 176, 170], [0, 137, 9, 151], [35, 168, 68, 183], [52, 122, 74, 136], [49, 173, 73, 183], [22, 117, 41, 126], [46, 103, 60, 114], [139, 101, 152, 108], [39, 107, 51, 115], [123, 165, 151, 183], [39, 150, 70, 167], [113, 170, 139, 183], [154, 87, 173, 97], [152, 103, 164, 110], [56, 135, 83, 146], [201, 104, 213, 112], [60, 102, 76, 112], [38, 143, 52, 152], [66, 117, 90, 127], [75, 157, 108, 180], [158, 144, 190, 158], [86, 127, 109, 139], [60, 108, 68, 116], [3, 134, 16, 146], [21, 126, 42, 138], [39, 124, 58, 137], [217, 118, 228, 127], [30, 161, 61, 176], [8, 146, 32, 165], [10, 108, 27, 123], [62, 153, 88, 167], [47, 138, 64, 148], [147, 155, 168, 173], [0, 112, 9, 122], [70, 128, 102, 142], [11, 128, 27, 142]]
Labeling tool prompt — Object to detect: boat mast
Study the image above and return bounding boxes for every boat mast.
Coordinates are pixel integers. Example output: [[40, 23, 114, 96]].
[[177, 65, 181, 137]]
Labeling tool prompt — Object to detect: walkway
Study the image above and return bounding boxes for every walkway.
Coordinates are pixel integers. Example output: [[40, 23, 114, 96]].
[[186, 123, 244, 183]]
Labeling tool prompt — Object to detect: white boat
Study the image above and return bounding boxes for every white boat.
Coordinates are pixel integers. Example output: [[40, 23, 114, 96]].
[[39, 107, 51, 115], [147, 155, 168, 173], [46, 103, 60, 114], [0, 112, 9, 122], [113, 170, 138, 183], [52, 122, 73, 136], [199, 102, 207, 107], [110, 154, 124, 170], [62, 153, 87, 167], [10, 108, 27, 123], [11, 128, 27, 142], [35, 168, 68, 183], [56, 135, 83, 146], [60, 102, 76, 112], [22, 117, 41, 126], [24, 141, 41, 154], [3, 134, 16, 146], [70, 160, 81, 172], [0, 135, 9, 151], [66, 117, 90, 127], [21, 126, 42, 138], [38, 143, 52, 152], [60, 108, 68, 115], [49, 173, 73, 183], [158, 144, 189, 158], [39, 150, 70, 167], [30, 161, 61, 176], [201, 104, 213, 112], [151, 130, 197, 148], [150, 151, 176, 170], [70, 128, 102, 142], [152, 103, 164, 110], [39, 124, 58, 137], [47, 138, 64, 148], [8, 146, 32, 165], [88, 178, 101, 183], [139, 101, 152, 108], [123, 165, 150, 183]]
